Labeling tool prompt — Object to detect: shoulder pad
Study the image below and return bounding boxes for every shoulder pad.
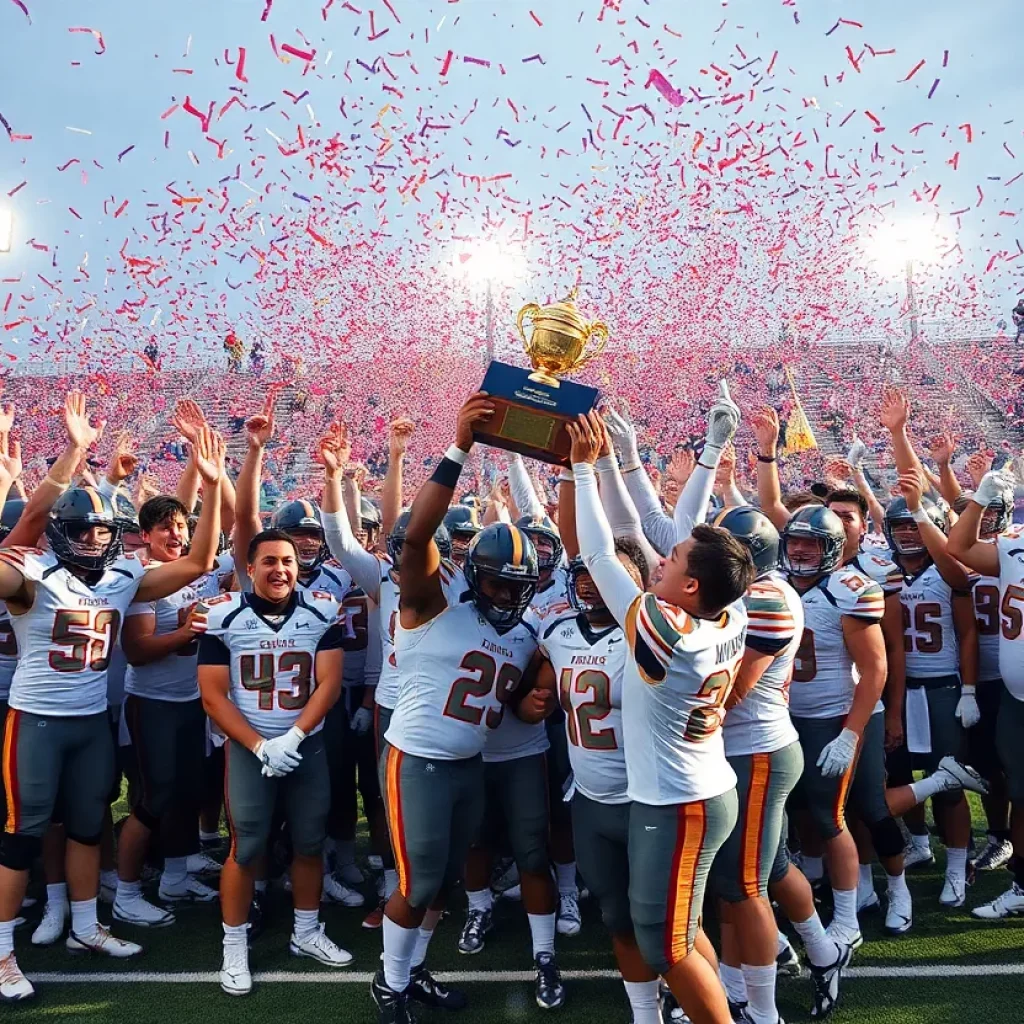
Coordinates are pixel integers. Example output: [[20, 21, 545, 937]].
[[198, 592, 242, 633], [827, 568, 885, 619], [0, 546, 53, 581], [542, 613, 578, 641]]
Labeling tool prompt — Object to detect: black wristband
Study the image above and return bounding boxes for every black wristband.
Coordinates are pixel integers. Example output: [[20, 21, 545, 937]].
[[430, 456, 464, 489], [756, 454, 777, 464]]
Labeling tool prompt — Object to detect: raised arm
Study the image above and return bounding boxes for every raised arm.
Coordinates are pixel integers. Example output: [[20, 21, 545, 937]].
[[897, 470, 972, 591], [232, 393, 275, 572], [99, 430, 138, 501], [880, 388, 923, 478], [928, 434, 962, 506], [751, 407, 790, 531], [557, 469, 579, 560], [382, 417, 414, 538], [594, 454, 661, 568], [946, 470, 1008, 576], [509, 455, 546, 521]]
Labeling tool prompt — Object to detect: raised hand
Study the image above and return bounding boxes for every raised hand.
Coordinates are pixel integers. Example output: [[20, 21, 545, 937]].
[[64, 391, 105, 450], [194, 426, 226, 486], [715, 444, 736, 487], [824, 458, 853, 489], [454, 392, 495, 452], [897, 468, 925, 512], [966, 451, 994, 490], [245, 392, 277, 449], [603, 402, 640, 465], [0, 403, 15, 437], [566, 411, 605, 466], [880, 388, 910, 433], [107, 431, 139, 483], [317, 423, 349, 477], [928, 432, 956, 466], [388, 417, 416, 458], [667, 447, 695, 486], [0, 438, 22, 489], [751, 407, 780, 456], [172, 399, 208, 445]]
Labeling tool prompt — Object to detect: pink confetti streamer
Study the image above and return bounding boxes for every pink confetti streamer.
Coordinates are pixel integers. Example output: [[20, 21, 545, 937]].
[[260, 0, 273, 21], [68, 27, 106, 55], [900, 59, 925, 82], [927, 78, 940, 98], [7, 0, 29, 21], [645, 69, 684, 107]]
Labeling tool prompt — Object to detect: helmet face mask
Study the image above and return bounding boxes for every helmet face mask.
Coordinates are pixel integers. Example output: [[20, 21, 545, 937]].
[[982, 496, 1012, 537], [386, 511, 451, 572], [46, 488, 122, 573], [272, 501, 328, 571], [464, 524, 540, 632], [567, 557, 607, 616], [780, 507, 845, 578], [516, 516, 563, 575], [884, 497, 945, 558]]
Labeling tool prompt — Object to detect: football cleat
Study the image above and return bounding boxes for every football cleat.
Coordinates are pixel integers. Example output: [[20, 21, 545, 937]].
[[362, 897, 386, 930], [186, 851, 223, 877], [534, 951, 566, 1010], [457, 909, 492, 955], [322, 874, 365, 907], [884, 887, 913, 935], [31, 900, 68, 945], [809, 941, 850, 1019], [66, 925, 142, 958], [903, 840, 935, 869], [972, 883, 1024, 920], [289, 923, 354, 967], [824, 923, 862, 953], [659, 983, 689, 1022], [973, 836, 1014, 873], [556, 892, 582, 936], [939, 875, 966, 908], [371, 967, 418, 1023], [220, 942, 252, 996], [409, 963, 467, 1010], [158, 874, 217, 903], [0, 953, 34, 1003], [776, 939, 802, 977], [856, 886, 879, 914], [112, 896, 176, 928], [931, 756, 990, 796]]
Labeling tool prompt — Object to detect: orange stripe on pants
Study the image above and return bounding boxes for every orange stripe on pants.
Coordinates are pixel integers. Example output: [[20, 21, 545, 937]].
[[3, 709, 20, 834], [832, 759, 856, 834], [665, 801, 707, 967], [740, 753, 771, 899], [385, 747, 410, 898]]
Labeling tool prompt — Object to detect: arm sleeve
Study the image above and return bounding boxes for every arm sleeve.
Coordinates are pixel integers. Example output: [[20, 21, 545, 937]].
[[197, 634, 231, 666], [672, 463, 717, 541], [508, 456, 546, 521], [96, 478, 123, 500], [723, 482, 748, 509], [594, 456, 662, 568], [573, 462, 642, 627], [321, 510, 382, 601], [621, 465, 676, 557]]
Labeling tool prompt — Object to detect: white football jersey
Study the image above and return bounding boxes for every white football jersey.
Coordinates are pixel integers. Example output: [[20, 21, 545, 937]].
[[899, 563, 959, 679], [0, 547, 146, 716], [199, 590, 346, 738], [724, 572, 802, 758], [540, 612, 628, 803], [789, 566, 885, 720], [996, 527, 1024, 699], [971, 569, 1002, 683], [523, 568, 572, 635], [621, 593, 747, 805], [850, 551, 903, 598], [124, 559, 228, 702], [0, 601, 18, 702], [386, 601, 537, 761]]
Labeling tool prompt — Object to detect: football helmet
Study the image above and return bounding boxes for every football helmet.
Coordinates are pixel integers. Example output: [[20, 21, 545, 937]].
[[567, 556, 605, 615], [444, 504, 481, 539], [271, 499, 328, 570], [884, 496, 946, 556], [713, 506, 780, 577], [516, 514, 563, 574], [386, 510, 452, 571], [112, 492, 140, 535], [360, 496, 382, 534], [779, 506, 845, 578], [956, 485, 1013, 538], [464, 523, 539, 632], [46, 487, 122, 572], [0, 498, 26, 542]]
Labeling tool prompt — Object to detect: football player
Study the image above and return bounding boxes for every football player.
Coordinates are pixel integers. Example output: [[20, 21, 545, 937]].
[[372, 393, 539, 1024], [198, 529, 354, 996], [0, 402, 226, 1003], [944, 469, 1024, 919], [570, 410, 754, 1024], [442, 505, 481, 568]]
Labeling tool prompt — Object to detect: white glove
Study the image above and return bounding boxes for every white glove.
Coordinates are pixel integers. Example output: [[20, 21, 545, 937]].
[[816, 728, 859, 778], [350, 706, 373, 736], [974, 469, 1015, 509], [703, 380, 740, 456], [603, 406, 641, 469], [847, 437, 867, 469], [253, 726, 305, 778], [955, 687, 981, 729]]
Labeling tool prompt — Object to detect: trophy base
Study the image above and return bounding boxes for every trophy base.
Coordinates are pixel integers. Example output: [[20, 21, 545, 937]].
[[527, 370, 562, 388]]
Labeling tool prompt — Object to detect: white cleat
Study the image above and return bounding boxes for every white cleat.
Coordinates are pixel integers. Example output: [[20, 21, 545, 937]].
[[556, 892, 582, 936], [825, 922, 863, 953], [186, 851, 223, 877], [903, 841, 935, 869], [322, 874, 364, 907], [856, 886, 879, 913], [66, 925, 142, 958], [289, 923, 354, 967], [932, 756, 990, 796], [158, 874, 218, 903], [884, 887, 913, 935], [31, 901, 68, 946], [971, 883, 1024, 920], [0, 953, 34, 1003], [113, 896, 176, 928], [500, 883, 522, 902], [939, 875, 966, 909], [220, 943, 252, 996]]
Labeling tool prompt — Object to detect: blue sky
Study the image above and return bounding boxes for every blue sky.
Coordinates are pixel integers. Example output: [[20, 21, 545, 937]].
[[1, 0, 1022, 364]]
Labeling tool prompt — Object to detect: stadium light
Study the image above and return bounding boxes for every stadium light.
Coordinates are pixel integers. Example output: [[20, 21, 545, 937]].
[[0, 206, 12, 254]]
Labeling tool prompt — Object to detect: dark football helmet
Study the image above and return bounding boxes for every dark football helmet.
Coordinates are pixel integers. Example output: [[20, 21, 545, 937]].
[[713, 506, 780, 577], [955, 484, 1014, 538], [386, 510, 452, 571], [780, 506, 845, 578], [112, 492, 140, 535], [443, 505, 481, 566], [0, 498, 26, 542], [46, 487, 122, 572], [884, 496, 946, 556], [272, 499, 328, 570], [567, 555, 605, 615], [360, 496, 382, 533], [464, 523, 539, 632], [516, 514, 563, 574]]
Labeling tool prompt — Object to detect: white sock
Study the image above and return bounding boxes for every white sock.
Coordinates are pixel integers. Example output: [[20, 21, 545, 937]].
[[336, 839, 356, 867], [910, 832, 931, 852], [115, 879, 141, 905], [946, 847, 968, 880], [0, 919, 15, 958], [886, 870, 909, 897], [555, 861, 578, 897], [719, 962, 747, 1004], [162, 857, 189, 888], [910, 775, 948, 803], [383, 869, 399, 899], [527, 912, 556, 957], [293, 908, 319, 943], [200, 830, 220, 844], [223, 921, 248, 947], [793, 912, 838, 969], [742, 963, 779, 1024], [776, 931, 791, 956], [254, 879, 268, 895], [70, 898, 98, 938], [412, 927, 434, 968], [466, 888, 493, 913], [623, 979, 661, 1024], [831, 887, 858, 935], [858, 863, 874, 892], [382, 915, 419, 993], [47, 882, 68, 908], [100, 869, 118, 889], [801, 855, 824, 881]]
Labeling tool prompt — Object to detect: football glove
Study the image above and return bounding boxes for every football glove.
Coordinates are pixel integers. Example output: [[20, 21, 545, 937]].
[[350, 706, 373, 736], [974, 469, 1015, 509], [955, 686, 981, 729], [603, 406, 641, 470], [703, 380, 740, 456], [847, 437, 867, 469], [816, 728, 859, 778], [253, 726, 305, 777]]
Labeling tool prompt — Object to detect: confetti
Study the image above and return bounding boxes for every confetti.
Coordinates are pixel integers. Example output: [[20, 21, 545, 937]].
[[68, 27, 106, 55], [645, 69, 685, 107]]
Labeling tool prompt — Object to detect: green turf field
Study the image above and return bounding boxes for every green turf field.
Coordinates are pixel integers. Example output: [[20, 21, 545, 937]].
[[6, 795, 1022, 1023]]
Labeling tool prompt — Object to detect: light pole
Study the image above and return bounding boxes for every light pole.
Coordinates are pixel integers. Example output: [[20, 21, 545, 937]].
[[905, 259, 919, 345], [0, 206, 12, 254]]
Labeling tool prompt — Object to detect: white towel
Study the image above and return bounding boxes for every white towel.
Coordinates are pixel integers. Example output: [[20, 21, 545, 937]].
[[905, 687, 931, 754]]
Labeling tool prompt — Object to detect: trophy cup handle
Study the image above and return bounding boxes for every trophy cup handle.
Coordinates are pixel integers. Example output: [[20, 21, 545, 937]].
[[574, 320, 610, 371], [516, 304, 541, 358]]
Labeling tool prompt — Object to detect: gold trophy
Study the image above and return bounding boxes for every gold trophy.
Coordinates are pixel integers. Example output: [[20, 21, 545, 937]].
[[515, 287, 610, 387], [476, 286, 609, 466]]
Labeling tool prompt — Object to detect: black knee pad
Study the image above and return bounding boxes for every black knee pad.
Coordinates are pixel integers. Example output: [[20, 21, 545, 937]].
[[65, 830, 103, 848], [868, 816, 905, 859], [0, 832, 42, 870]]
